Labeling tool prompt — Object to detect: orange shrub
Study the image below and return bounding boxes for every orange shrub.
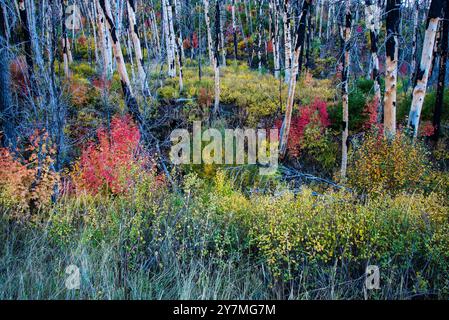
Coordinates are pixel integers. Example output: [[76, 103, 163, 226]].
[[0, 131, 59, 216]]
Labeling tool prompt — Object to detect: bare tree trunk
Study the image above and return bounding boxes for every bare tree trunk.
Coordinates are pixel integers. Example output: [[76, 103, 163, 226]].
[[410, 0, 419, 86], [431, 0, 448, 142], [270, 0, 281, 79], [95, 0, 113, 79], [162, 0, 176, 77], [203, 0, 214, 66], [232, 0, 238, 61], [283, 0, 292, 83], [61, 0, 71, 78], [257, 1, 263, 72], [0, 2, 14, 147], [126, 0, 147, 93], [384, 0, 400, 138], [279, 0, 311, 158], [17, 0, 35, 90], [97, 0, 142, 126], [213, 0, 220, 115], [326, 2, 332, 41], [219, 3, 226, 66], [318, 0, 324, 39], [408, 0, 444, 138], [170, 0, 183, 92], [341, 0, 351, 179], [365, 0, 382, 122]]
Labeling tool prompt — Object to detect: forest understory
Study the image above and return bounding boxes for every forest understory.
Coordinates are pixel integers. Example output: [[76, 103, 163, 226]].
[[1, 0, 449, 300]]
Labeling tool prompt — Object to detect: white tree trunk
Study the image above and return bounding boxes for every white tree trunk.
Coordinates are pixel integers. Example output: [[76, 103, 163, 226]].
[[408, 1, 442, 138], [283, 0, 292, 83], [203, 0, 214, 66], [365, 0, 381, 118], [126, 0, 147, 92], [384, 0, 400, 137], [162, 0, 176, 77], [279, 0, 311, 157], [341, 1, 351, 180], [270, 0, 280, 79]]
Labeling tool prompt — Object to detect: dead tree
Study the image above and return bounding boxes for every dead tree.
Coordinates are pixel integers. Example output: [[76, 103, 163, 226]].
[[279, 0, 311, 158], [384, 0, 400, 138], [431, 0, 448, 142], [341, 0, 351, 179], [408, 0, 444, 138], [97, 0, 142, 127]]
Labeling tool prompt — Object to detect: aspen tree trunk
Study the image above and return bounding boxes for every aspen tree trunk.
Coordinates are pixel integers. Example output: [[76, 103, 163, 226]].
[[431, 0, 448, 142], [232, 0, 238, 61], [94, 0, 112, 79], [213, 0, 220, 115], [279, 0, 311, 158], [150, 8, 161, 59], [365, 0, 382, 121], [305, 3, 312, 70], [341, 0, 351, 180], [270, 0, 281, 79], [97, 0, 142, 126], [283, 0, 292, 83], [0, 2, 14, 147], [384, 0, 400, 138], [167, 0, 177, 77], [173, 0, 185, 61], [326, 2, 332, 41], [410, 0, 419, 86], [257, 1, 263, 72], [162, 0, 176, 77], [170, 0, 183, 92], [126, 0, 147, 92], [88, 2, 100, 68], [408, 0, 444, 138], [17, 0, 34, 87], [318, 0, 323, 39], [203, 0, 214, 65], [219, 4, 226, 66], [61, 0, 71, 78]]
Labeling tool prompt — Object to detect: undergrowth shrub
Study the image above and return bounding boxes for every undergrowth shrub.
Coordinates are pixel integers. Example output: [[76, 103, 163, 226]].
[[70, 115, 157, 195], [0, 131, 59, 217], [275, 99, 335, 170], [347, 131, 435, 196]]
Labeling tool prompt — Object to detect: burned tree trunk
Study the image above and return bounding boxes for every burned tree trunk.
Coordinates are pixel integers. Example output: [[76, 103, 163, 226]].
[[270, 0, 281, 79], [126, 0, 147, 93], [279, 0, 311, 158], [232, 0, 238, 61], [0, 2, 14, 147], [17, 0, 34, 90], [162, 0, 176, 77], [341, 0, 351, 179], [384, 0, 400, 138], [97, 0, 142, 127], [365, 0, 382, 122], [432, 0, 448, 142], [283, 0, 292, 83], [61, 0, 71, 78], [203, 0, 214, 65], [213, 0, 220, 115], [408, 0, 444, 138]]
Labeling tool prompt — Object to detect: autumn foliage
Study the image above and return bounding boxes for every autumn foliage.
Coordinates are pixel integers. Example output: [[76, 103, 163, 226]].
[[0, 131, 59, 215], [71, 115, 156, 195], [276, 99, 331, 158]]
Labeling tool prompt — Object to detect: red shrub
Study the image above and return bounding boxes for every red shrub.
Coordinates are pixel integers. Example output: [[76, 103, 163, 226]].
[[419, 121, 435, 137], [72, 115, 154, 195], [276, 99, 331, 157]]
